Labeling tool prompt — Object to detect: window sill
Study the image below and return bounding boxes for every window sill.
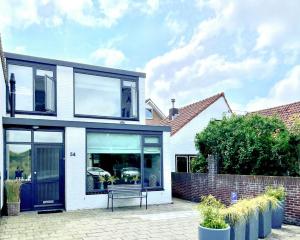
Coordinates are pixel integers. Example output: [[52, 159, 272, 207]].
[[74, 114, 139, 121], [7, 110, 57, 116]]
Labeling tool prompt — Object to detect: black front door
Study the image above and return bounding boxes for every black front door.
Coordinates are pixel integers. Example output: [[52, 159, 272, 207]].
[[33, 145, 64, 209]]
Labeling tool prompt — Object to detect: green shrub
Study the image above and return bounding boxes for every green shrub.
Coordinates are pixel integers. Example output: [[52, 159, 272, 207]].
[[252, 195, 278, 212], [198, 195, 228, 229], [265, 186, 286, 201], [190, 154, 207, 173], [5, 180, 22, 203], [195, 114, 299, 176]]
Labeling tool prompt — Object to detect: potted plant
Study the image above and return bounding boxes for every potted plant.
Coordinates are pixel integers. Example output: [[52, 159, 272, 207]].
[[5, 180, 22, 216], [99, 176, 106, 190], [239, 199, 259, 240], [198, 195, 230, 240], [265, 186, 286, 229], [221, 202, 247, 240], [255, 195, 278, 238], [132, 175, 140, 184], [108, 176, 119, 185]]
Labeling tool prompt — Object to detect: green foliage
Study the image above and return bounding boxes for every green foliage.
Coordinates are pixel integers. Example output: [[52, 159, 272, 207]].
[[265, 186, 286, 201], [252, 195, 279, 213], [198, 195, 228, 229], [195, 114, 299, 176], [190, 154, 207, 173], [5, 180, 22, 203], [221, 204, 246, 226], [99, 176, 106, 183]]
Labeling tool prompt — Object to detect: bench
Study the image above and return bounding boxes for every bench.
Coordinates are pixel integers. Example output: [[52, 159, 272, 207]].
[[107, 185, 148, 212]]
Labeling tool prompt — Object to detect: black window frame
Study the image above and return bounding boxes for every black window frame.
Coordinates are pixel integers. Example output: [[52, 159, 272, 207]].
[[73, 68, 139, 121], [85, 129, 163, 195], [6, 59, 57, 116]]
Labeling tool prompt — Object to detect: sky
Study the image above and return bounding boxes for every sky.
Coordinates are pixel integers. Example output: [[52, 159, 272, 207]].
[[1, 0, 300, 114]]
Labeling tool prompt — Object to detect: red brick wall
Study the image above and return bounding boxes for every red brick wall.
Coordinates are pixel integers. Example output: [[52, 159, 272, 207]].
[[172, 172, 300, 225]]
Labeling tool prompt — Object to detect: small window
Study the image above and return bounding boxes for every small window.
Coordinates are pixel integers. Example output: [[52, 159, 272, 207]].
[[6, 130, 31, 142], [35, 69, 55, 112], [144, 137, 159, 144], [34, 131, 63, 143], [122, 81, 137, 118], [176, 156, 188, 172], [146, 108, 153, 119]]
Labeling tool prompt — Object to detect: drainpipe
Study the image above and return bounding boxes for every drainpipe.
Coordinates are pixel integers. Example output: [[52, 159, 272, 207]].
[[9, 73, 16, 117]]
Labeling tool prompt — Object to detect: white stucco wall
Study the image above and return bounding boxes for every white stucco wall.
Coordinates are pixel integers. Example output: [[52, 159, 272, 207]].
[[170, 97, 231, 172], [5, 65, 146, 125], [65, 127, 171, 211]]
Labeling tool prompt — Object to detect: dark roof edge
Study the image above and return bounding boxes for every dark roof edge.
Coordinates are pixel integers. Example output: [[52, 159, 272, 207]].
[[4, 52, 146, 78], [2, 117, 171, 132]]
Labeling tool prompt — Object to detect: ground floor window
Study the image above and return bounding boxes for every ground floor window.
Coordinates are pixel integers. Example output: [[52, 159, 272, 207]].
[[86, 131, 162, 193], [175, 155, 197, 173]]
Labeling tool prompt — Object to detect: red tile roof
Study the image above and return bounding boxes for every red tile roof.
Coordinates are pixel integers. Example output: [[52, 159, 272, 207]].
[[161, 92, 232, 135], [251, 101, 300, 128]]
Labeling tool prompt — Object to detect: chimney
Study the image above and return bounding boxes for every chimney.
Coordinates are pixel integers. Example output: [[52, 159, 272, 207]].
[[169, 98, 179, 120]]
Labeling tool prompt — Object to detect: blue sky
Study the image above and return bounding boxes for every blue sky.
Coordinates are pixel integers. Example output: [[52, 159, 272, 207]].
[[1, 0, 300, 113]]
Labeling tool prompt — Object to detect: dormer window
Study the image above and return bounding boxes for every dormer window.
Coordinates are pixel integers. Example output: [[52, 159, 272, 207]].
[[7, 61, 56, 115]]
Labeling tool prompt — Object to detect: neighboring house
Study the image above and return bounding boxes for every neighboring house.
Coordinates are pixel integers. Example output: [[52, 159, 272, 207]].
[[251, 101, 300, 129], [161, 93, 232, 173], [0, 47, 171, 211], [145, 98, 166, 125]]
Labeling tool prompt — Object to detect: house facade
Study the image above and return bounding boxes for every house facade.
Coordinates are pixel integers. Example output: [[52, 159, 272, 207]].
[[0, 50, 171, 212], [161, 93, 232, 173], [145, 98, 166, 126]]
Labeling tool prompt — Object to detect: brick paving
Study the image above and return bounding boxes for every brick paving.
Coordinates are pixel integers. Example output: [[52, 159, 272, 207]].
[[0, 198, 299, 240]]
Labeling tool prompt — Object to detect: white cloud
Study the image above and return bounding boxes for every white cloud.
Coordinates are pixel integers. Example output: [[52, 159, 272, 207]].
[[144, 0, 300, 113], [0, 0, 160, 32], [90, 48, 126, 67], [246, 65, 300, 111]]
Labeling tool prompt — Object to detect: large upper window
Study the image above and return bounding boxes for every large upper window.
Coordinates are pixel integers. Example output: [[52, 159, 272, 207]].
[[74, 71, 138, 119], [8, 63, 56, 114], [86, 132, 162, 193]]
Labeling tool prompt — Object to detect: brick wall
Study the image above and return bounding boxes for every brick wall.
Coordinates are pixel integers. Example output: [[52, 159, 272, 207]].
[[172, 158, 300, 225]]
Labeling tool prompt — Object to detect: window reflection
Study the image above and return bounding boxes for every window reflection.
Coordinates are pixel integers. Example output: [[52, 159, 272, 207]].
[[75, 73, 121, 117], [7, 144, 31, 181], [144, 147, 161, 188]]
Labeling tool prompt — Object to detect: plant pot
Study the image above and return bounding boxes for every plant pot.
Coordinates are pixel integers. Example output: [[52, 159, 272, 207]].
[[258, 203, 272, 238], [272, 200, 285, 229], [245, 210, 259, 240], [7, 202, 20, 216], [198, 225, 230, 240], [230, 221, 246, 240]]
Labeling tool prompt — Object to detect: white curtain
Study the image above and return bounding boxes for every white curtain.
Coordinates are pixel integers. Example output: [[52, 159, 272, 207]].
[[87, 133, 141, 154]]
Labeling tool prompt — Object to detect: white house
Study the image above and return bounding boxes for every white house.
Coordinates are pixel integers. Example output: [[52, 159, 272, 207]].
[[0, 42, 171, 212], [161, 93, 232, 173]]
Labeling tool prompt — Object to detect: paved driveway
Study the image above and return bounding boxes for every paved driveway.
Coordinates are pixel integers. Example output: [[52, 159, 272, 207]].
[[0, 198, 299, 240]]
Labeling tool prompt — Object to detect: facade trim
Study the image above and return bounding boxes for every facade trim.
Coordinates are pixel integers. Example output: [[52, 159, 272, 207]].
[[5, 52, 146, 78], [2, 117, 171, 132]]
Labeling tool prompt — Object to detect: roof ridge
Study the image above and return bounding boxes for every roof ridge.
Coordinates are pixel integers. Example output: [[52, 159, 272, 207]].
[[252, 100, 300, 113], [178, 92, 224, 111]]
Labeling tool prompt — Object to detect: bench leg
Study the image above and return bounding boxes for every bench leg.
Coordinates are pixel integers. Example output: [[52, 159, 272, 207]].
[[107, 195, 109, 209], [146, 195, 147, 210], [140, 196, 142, 208], [112, 196, 114, 212]]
